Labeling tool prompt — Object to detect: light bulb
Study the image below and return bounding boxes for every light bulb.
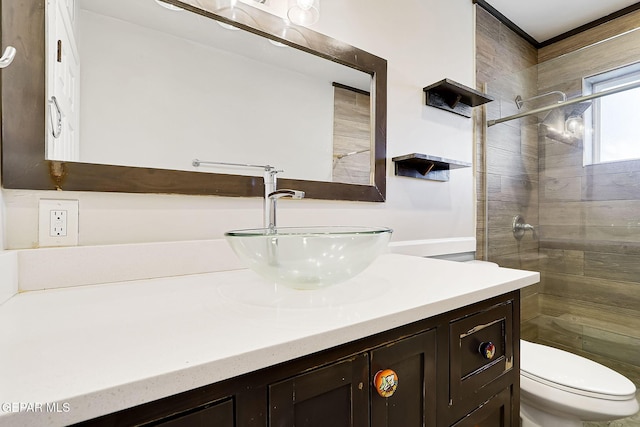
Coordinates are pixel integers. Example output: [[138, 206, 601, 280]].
[[287, 0, 319, 26], [297, 0, 314, 10], [154, 0, 184, 11]]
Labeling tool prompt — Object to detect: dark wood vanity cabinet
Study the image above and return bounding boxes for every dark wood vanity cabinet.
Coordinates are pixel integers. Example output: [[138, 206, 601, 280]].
[[76, 291, 519, 427], [153, 398, 235, 427], [269, 354, 371, 427], [370, 329, 438, 426], [450, 388, 512, 427], [267, 329, 438, 427]]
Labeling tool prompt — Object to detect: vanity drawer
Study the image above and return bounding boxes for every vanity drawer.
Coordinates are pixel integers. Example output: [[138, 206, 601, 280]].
[[449, 301, 513, 406], [449, 387, 511, 427]]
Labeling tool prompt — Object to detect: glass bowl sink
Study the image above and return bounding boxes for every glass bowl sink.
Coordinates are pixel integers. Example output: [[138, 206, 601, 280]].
[[224, 226, 393, 290]]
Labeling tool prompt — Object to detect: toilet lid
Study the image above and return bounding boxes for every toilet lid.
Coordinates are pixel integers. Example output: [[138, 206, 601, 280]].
[[521, 340, 637, 400]]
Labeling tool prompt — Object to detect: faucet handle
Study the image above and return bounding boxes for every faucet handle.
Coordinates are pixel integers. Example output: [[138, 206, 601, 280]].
[[512, 215, 535, 240], [263, 167, 284, 195], [268, 189, 305, 200], [264, 166, 284, 175]]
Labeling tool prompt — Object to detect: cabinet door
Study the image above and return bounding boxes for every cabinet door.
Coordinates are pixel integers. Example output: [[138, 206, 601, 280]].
[[153, 398, 234, 427], [269, 354, 369, 427], [370, 329, 437, 427], [449, 388, 511, 427]]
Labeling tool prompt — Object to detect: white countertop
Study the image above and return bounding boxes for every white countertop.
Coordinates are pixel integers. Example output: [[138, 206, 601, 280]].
[[0, 254, 539, 426]]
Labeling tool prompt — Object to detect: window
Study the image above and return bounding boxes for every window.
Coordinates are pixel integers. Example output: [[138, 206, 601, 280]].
[[584, 62, 640, 165]]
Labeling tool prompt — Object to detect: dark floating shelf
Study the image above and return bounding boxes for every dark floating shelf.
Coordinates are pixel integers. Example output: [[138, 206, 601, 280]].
[[392, 153, 471, 182], [423, 78, 494, 118]]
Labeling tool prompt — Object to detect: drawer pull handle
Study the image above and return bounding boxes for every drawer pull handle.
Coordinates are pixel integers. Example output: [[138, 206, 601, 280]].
[[479, 341, 496, 360], [374, 369, 398, 398]]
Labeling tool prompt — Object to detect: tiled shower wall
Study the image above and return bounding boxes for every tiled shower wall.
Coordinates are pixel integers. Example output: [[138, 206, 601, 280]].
[[536, 25, 640, 382], [476, 5, 640, 382]]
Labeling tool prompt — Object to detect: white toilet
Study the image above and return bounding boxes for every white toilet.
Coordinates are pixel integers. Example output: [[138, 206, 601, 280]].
[[520, 340, 639, 427]]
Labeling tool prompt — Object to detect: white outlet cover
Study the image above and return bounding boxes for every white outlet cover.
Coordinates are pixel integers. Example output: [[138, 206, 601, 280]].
[[38, 199, 79, 247]]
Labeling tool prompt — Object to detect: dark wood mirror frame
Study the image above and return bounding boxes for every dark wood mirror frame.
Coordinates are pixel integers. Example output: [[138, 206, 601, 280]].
[[0, 0, 387, 201]]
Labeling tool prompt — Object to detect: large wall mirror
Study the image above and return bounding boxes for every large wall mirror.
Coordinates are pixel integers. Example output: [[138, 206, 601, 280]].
[[1, 0, 387, 201]]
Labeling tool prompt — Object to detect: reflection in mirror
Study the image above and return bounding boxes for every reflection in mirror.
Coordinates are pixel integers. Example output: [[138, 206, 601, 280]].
[[332, 84, 371, 185], [46, 0, 373, 185], [2, 0, 385, 201]]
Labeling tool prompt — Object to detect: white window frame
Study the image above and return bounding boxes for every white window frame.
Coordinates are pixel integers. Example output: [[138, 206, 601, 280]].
[[583, 62, 640, 165]]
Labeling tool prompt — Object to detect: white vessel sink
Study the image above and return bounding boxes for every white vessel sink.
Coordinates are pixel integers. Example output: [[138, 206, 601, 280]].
[[225, 226, 392, 290]]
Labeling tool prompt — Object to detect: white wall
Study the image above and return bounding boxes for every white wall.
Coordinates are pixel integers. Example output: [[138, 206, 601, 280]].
[[0, 133, 17, 305], [0, 176, 4, 250], [2, 0, 476, 250]]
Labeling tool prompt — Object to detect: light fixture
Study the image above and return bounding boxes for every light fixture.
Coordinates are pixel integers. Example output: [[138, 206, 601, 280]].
[[268, 25, 310, 48], [217, 21, 240, 30], [287, 0, 319, 26], [215, 0, 258, 31], [268, 39, 287, 47], [154, 0, 184, 11]]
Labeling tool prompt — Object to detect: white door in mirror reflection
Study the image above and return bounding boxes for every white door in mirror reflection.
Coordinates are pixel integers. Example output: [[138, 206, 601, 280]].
[[47, 0, 80, 161]]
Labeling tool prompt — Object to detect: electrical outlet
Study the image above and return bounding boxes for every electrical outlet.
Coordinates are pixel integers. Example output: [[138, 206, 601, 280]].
[[38, 199, 79, 247], [50, 210, 68, 237]]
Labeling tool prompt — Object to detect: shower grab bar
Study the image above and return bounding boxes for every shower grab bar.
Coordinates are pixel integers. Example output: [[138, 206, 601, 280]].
[[192, 159, 278, 171], [334, 149, 370, 160], [333, 149, 370, 166], [515, 91, 566, 109], [487, 79, 640, 127]]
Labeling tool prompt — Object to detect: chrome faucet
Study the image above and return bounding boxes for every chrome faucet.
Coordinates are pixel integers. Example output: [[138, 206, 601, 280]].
[[190, 159, 304, 230], [262, 167, 304, 231], [267, 189, 305, 232]]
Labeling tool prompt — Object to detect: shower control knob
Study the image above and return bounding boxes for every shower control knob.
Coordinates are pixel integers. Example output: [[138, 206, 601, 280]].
[[479, 341, 496, 360]]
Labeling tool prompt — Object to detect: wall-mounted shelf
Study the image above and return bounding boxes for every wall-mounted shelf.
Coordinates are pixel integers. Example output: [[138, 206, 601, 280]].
[[392, 153, 471, 182], [423, 78, 493, 117]]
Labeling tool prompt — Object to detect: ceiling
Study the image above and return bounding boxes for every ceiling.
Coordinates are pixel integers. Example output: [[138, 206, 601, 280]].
[[485, 0, 640, 43]]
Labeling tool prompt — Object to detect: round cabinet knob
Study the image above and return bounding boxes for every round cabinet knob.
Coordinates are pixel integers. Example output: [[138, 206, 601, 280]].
[[374, 369, 398, 398], [479, 341, 496, 360]]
